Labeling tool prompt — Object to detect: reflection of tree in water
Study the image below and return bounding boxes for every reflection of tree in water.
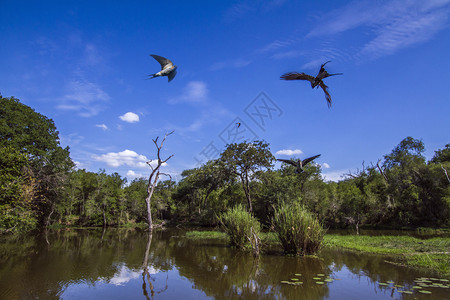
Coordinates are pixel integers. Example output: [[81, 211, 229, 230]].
[[164, 237, 331, 300], [142, 231, 168, 299], [0, 229, 172, 299]]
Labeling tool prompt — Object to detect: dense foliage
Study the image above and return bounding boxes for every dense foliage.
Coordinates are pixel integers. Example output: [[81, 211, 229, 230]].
[[1, 96, 449, 233]]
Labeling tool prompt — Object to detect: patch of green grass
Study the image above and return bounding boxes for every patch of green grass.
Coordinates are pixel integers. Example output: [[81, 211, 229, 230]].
[[324, 234, 450, 276], [185, 230, 228, 240]]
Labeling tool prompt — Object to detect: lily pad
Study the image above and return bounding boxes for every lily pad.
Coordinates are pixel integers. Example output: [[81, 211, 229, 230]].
[[398, 291, 413, 294], [313, 277, 321, 280], [291, 278, 299, 281], [325, 279, 334, 282], [281, 281, 290, 284], [439, 279, 449, 282], [294, 274, 302, 276], [316, 281, 325, 284], [379, 283, 389, 286], [387, 280, 394, 284], [317, 274, 325, 277], [412, 286, 422, 289], [419, 290, 432, 294]]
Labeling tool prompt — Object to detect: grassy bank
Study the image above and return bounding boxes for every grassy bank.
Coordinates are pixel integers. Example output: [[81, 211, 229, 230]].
[[185, 230, 450, 276], [324, 235, 450, 275]]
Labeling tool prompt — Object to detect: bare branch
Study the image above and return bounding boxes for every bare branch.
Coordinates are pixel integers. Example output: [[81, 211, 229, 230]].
[[441, 164, 450, 184], [377, 160, 388, 182], [159, 173, 172, 181]]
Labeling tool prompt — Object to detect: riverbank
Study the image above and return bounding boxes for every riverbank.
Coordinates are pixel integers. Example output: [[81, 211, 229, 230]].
[[186, 230, 450, 276]]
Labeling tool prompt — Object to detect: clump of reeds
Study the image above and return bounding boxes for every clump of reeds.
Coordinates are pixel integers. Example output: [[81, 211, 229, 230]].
[[272, 202, 326, 255], [219, 204, 261, 252]]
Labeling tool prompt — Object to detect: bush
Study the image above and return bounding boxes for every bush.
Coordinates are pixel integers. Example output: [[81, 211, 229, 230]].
[[219, 204, 261, 249], [273, 202, 325, 255]]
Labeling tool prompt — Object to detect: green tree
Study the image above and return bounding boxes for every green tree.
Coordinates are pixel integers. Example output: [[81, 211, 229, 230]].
[[0, 96, 74, 230], [220, 140, 274, 212]]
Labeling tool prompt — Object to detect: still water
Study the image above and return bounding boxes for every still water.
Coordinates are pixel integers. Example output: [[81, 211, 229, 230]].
[[0, 228, 448, 300]]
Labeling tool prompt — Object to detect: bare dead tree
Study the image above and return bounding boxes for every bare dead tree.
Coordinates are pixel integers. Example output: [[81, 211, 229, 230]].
[[145, 131, 174, 231], [441, 164, 450, 184], [376, 160, 388, 182]]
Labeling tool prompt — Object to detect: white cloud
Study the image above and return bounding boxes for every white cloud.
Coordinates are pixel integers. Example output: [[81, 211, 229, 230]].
[[119, 112, 140, 123], [322, 163, 330, 169], [322, 170, 347, 182], [57, 79, 110, 117], [126, 170, 144, 179], [92, 149, 167, 169], [96, 124, 108, 130], [169, 81, 208, 104], [93, 149, 148, 168], [276, 149, 303, 156]]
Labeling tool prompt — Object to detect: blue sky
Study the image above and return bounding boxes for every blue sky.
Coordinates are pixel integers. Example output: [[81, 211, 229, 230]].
[[1, 0, 449, 182]]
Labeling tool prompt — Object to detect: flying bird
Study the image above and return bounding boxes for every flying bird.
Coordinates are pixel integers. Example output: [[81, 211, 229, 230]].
[[148, 54, 177, 82], [277, 154, 321, 173], [236, 122, 241, 128], [280, 61, 342, 108]]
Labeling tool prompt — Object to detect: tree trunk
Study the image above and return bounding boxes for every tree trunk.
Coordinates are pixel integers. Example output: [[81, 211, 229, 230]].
[[240, 174, 252, 213], [146, 174, 159, 231]]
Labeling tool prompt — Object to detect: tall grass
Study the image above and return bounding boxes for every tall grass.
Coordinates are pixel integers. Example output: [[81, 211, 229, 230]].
[[273, 202, 325, 255], [219, 204, 261, 250]]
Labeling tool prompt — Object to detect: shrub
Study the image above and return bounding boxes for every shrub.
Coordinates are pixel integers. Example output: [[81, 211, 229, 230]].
[[219, 204, 261, 250], [273, 202, 325, 255]]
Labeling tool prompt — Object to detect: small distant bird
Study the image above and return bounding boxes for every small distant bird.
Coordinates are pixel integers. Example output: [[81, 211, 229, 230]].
[[148, 54, 177, 82], [277, 154, 321, 173], [280, 61, 342, 108], [236, 122, 241, 128]]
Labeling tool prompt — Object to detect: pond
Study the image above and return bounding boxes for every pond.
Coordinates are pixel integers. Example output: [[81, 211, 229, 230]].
[[0, 228, 448, 299]]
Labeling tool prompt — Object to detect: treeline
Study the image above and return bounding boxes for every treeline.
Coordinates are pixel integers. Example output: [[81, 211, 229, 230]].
[[1, 95, 449, 232]]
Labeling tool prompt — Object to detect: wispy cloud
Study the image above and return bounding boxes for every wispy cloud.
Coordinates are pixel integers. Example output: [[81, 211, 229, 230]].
[[210, 58, 251, 71], [57, 79, 110, 117], [119, 112, 140, 123], [169, 81, 208, 104], [224, 0, 288, 21], [276, 149, 303, 156], [307, 0, 450, 59], [96, 124, 108, 130], [322, 162, 330, 169]]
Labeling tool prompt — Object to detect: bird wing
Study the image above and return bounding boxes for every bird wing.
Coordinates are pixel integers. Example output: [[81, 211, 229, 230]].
[[280, 72, 315, 83], [150, 54, 174, 70], [318, 81, 332, 108], [301, 154, 321, 166], [167, 69, 177, 82], [277, 159, 298, 167]]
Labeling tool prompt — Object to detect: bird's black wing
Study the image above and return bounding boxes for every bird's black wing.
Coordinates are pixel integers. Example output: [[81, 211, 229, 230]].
[[280, 72, 315, 83], [302, 154, 321, 166], [167, 69, 177, 82], [277, 159, 298, 167], [150, 54, 173, 70], [318, 81, 332, 108]]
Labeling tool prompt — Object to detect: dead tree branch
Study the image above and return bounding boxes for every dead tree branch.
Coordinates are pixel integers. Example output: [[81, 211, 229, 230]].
[[145, 131, 174, 231], [441, 164, 450, 184], [376, 160, 388, 182]]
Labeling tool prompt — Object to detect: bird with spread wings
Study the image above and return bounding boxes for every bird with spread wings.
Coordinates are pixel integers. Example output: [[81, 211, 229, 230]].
[[280, 61, 342, 108], [148, 54, 177, 82], [277, 154, 321, 173]]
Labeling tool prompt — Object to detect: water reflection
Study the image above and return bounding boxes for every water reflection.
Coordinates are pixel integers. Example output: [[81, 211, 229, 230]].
[[0, 229, 447, 300]]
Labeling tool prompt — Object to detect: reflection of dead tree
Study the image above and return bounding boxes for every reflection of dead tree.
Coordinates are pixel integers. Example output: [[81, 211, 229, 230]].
[[246, 227, 261, 257], [142, 232, 168, 300], [146, 131, 174, 231]]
